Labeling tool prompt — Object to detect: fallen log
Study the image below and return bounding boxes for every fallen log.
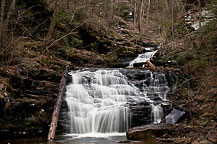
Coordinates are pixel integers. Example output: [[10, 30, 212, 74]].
[[142, 60, 156, 70], [48, 69, 68, 141], [146, 60, 155, 70]]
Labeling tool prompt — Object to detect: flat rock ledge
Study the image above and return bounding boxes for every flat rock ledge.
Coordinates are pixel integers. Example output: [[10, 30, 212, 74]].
[[126, 124, 171, 141]]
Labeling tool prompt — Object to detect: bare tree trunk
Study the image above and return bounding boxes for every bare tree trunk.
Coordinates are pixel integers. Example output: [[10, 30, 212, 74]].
[[46, 0, 58, 42], [138, 0, 145, 33], [0, 0, 6, 38], [146, 0, 151, 24], [110, 0, 114, 19], [165, 0, 170, 12], [134, 0, 137, 25], [171, 0, 175, 39], [156, 0, 159, 13], [167, 0, 172, 14], [4, 0, 16, 29], [1, 0, 16, 35], [0, 0, 6, 27]]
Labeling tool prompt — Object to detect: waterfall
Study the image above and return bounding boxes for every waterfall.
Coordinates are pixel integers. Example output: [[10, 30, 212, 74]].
[[151, 104, 164, 124], [65, 70, 132, 134], [63, 69, 173, 135], [128, 51, 157, 68]]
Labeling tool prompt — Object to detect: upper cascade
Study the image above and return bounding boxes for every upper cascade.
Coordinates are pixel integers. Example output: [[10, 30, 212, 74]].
[[127, 47, 158, 68]]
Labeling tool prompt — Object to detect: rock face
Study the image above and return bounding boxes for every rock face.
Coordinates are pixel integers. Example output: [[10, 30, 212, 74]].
[[0, 59, 65, 139], [126, 124, 171, 141]]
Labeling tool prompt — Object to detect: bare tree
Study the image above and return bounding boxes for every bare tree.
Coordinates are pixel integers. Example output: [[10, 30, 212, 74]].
[[0, 0, 6, 31], [46, 0, 59, 41], [110, 0, 114, 19], [146, 0, 151, 24], [138, 0, 145, 32], [134, 0, 137, 25], [0, 0, 16, 38], [4, 0, 16, 31]]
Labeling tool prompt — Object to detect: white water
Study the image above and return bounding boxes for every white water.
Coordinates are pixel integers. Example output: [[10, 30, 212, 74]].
[[151, 104, 164, 124], [64, 69, 170, 137], [65, 70, 133, 134], [128, 51, 157, 68], [65, 132, 126, 138], [185, 10, 215, 30]]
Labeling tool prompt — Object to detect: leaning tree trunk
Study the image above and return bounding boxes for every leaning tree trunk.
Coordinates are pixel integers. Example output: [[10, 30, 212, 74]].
[[48, 69, 68, 141]]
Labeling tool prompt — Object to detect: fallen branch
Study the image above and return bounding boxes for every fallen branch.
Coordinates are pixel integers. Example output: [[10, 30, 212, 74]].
[[48, 68, 68, 141], [146, 60, 155, 70]]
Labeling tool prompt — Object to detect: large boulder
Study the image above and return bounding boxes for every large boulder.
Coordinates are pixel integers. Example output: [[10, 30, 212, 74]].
[[126, 124, 171, 141]]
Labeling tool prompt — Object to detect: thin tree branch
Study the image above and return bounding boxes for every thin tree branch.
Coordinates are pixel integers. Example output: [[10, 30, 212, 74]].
[[69, 6, 86, 24], [46, 21, 87, 50]]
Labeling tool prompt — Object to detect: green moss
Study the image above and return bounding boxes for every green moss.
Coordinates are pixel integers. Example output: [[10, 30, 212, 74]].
[[115, 3, 131, 20], [0, 94, 4, 99], [24, 121, 31, 126], [40, 57, 63, 71], [191, 59, 207, 71], [176, 51, 194, 65], [57, 12, 71, 23], [73, 38, 84, 48], [40, 58, 53, 67]]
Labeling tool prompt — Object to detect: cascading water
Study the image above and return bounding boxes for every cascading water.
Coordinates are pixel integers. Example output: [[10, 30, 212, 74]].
[[65, 70, 132, 135], [58, 46, 174, 142], [62, 68, 174, 137], [128, 50, 157, 68], [151, 104, 164, 124]]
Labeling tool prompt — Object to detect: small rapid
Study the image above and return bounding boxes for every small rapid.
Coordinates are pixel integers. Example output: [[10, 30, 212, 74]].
[[128, 51, 157, 68]]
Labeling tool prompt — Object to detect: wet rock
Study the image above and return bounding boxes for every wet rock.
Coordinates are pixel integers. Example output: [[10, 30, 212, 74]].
[[133, 62, 145, 68], [161, 108, 186, 124], [129, 101, 152, 126], [126, 124, 171, 141], [161, 102, 172, 113]]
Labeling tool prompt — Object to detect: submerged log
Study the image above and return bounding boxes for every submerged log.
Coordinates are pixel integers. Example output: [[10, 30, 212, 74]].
[[48, 69, 68, 141]]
